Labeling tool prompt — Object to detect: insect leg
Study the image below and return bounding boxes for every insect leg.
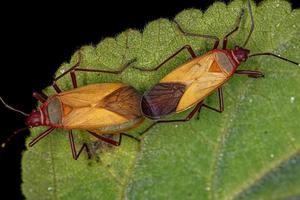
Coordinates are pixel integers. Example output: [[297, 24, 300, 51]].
[[174, 20, 219, 49], [222, 8, 245, 49], [87, 131, 139, 146], [70, 70, 78, 88], [139, 102, 204, 136], [74, 58, 137, 75], [54, 51, 140, 89], [66, 58, 137, 89], [68, 130, 91, 160], [198, 87, 224, 119], [50, 52, 82, 93], [52, 82, 62, 93], [235, 70, 264, 78], [87, 131, 120, 146], [133, 45, 197, 72], [138, 122, 157, 136], [121, 133, 141, 143], [28, 127, 55, 147], [32, 92, 48, 103]]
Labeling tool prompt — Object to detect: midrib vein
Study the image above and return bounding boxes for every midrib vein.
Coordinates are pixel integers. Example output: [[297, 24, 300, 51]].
[[49, 135, 58, 200], [119, 146, 141, 200], [208, 85, 249, 200], [230, 149, 300, 200]]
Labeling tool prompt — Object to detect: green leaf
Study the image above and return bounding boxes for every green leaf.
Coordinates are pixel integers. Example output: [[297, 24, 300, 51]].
[[22, 0, 300, 199]]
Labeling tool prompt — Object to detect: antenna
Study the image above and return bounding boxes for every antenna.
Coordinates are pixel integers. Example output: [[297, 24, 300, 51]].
[[242, 0, 254, 47], [249, 53, 300, 66], [0, 96, 29, 116], [1, 127, 28, 148]]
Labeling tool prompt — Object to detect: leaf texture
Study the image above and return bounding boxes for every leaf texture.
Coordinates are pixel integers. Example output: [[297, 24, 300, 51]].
[[22, 0, 300, 199]]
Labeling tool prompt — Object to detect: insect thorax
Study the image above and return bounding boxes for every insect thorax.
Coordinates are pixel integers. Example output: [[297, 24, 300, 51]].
[[47, 97, 63, 125]]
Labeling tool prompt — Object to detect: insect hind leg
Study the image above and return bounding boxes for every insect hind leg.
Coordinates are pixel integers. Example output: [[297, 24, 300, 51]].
[[197, 87, 224, 119], [87, 131, 140, 146], [68, 130, 91, 160], [139, 101, 204, 136]]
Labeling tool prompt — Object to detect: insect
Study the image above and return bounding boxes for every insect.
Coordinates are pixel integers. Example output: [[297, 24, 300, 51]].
[[134, 0, 299, 134], [0, 54, 143, 160]]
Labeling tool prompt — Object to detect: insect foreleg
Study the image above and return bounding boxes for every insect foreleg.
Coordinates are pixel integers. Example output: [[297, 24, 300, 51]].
[[32, 92, 48, 103], [29, 127, 55, 147], [235, 70, 264, 78]]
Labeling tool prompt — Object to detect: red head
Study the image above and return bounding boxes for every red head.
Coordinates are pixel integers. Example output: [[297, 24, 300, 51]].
[[0, 97, 47, 148], [231, 46, 250, 64], [25, 109, 43, 127], [0, 96, 61, 148]]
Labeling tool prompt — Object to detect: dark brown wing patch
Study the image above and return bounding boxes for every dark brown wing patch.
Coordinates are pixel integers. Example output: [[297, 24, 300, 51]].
[[98, 86, 142, 119], [141, 82, 186, 119]]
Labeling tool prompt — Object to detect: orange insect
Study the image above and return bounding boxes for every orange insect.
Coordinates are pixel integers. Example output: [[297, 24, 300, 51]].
[[1, 55, 143, 160], [135, 0, 299, 133]]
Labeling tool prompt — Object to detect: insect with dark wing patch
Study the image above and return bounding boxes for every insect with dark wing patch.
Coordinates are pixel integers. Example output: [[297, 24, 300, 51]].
[[134, 0, 299, 134]]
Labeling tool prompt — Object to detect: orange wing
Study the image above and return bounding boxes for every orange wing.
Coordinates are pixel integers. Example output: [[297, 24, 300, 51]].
[[56, 83, 125, 107], [159, 50, 234, 113], [176, 71, 226, 111], [54, 83, 143, 133], [99, 85, 142, 119]]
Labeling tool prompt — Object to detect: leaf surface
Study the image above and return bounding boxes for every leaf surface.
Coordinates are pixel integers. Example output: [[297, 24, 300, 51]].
[[22, 1, 300, 199]]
